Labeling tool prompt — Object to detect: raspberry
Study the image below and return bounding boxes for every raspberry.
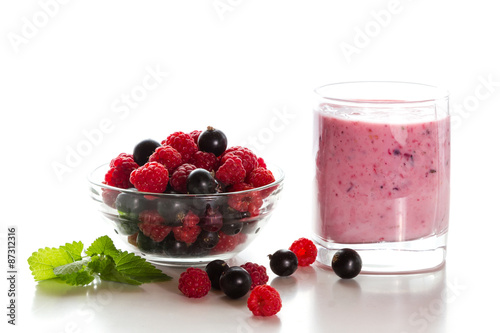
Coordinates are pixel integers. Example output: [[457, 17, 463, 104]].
[[162, 132, 198, 163], [227, 183, 263, 216], [222, 147, 258, 176], [138, 210, 172, 242], [148, 145, 183, 173], [246, 167, 275, 188], [172, 211, 201, 244], [189, 130, 202, 144], [189, 151, 219, 172], [129, 162, 169, 193], [102, 189, 119, 208], [247, 285, 282, 316], [257, 157, 267, 169], [169, 163, 197, 193], [211, 232, 247, 254], [104, 153, 139, 189], [289, 238, 318, 267], [178, 267, 211, 298], [216, 155, 246, 185], [240, 262, 269, 290]]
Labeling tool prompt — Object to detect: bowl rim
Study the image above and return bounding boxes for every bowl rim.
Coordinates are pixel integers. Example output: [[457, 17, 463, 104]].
[[88, 163, 285, 197]]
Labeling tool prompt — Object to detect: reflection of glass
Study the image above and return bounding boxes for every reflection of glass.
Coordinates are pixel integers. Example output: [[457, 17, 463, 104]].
[[311, 266, 447, 332], [313, 82, 450, 273]]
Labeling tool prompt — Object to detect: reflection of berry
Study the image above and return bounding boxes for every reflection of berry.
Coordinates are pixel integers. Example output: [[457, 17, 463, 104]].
[[104, 153, 139, 189], [170, 163, 197, 193], [211, 232, 247, 253], [227, 183, 263, 216], [221, 146, 258, 175], [289, 238, 317, 267], [240, 262, 269, 290], [148, 145, 183, 173], [162, 132, 198, 163], [130, 162, 169, 193], [247, 285, 282, 316], [246, 167, 275, 188], [216, 155, 246, 185], [178, 267, 211, 298], [189, 151, 219, 172]]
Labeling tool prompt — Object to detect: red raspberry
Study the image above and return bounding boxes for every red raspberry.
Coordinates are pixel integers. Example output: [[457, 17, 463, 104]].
[[227, 183, 263, 216], [172, 211, 201, 244], [246, 167, 275, 188], [178, 267, 211, 298], [222, 146, 258, 176], [211, 232, 247, 254], [173, 225, 201, 244], [102, 189, 119, 208], [240, 262, 269, 290], [169, 163, 197, 193], [104, 153, 139, 189], [189, 130, 202, 144], [138, 210, 172, 242], [189, 151, 219, 172], [257, 157, 267, 169], [216, 155, 246, 185], [289, 238, 318, 267], [247, 285, 282, 316], [148, 145, 183, 173], [129, 162, 169, 193], [162, 132, 198, 163]]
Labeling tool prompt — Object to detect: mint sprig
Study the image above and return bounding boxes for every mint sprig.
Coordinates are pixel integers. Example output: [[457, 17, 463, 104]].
[[27, 236, 171, 286]]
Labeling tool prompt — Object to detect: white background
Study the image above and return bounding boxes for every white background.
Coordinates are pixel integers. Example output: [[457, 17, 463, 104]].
[[1, 1, 499, 332]]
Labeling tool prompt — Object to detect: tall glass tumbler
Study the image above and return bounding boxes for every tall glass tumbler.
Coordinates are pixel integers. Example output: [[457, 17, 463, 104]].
[[313, 82, 450, 273]]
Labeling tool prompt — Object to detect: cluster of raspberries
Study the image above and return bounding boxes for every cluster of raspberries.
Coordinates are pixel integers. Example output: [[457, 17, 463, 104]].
[[101, 128, 277, 255], [103, 130, 275, 196]]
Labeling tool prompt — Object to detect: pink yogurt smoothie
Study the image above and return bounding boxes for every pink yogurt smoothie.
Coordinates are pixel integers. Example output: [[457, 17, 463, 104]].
[[314, 106, 450, 244]]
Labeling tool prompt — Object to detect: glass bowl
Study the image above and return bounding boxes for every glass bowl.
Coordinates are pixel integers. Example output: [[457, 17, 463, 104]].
[[88, 164, 284, 266]]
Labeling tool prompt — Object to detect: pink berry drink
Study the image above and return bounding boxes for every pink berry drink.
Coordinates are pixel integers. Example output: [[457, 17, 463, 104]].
[[313, 82, 450, 273]]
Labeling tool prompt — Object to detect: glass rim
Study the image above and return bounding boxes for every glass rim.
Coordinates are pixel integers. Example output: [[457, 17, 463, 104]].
[[314, 81, 449, 105]]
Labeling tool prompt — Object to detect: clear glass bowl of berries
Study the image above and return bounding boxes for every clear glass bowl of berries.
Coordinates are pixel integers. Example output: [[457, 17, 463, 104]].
[[88, 127, 284, 266]]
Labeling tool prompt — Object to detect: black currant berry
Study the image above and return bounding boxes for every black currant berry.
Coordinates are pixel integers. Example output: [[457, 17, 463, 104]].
[[220, 222, 242, 236], [219, 266, 252, 299], [186, 169, 218, 194], [162, 235, 189, 257], [136, 232, 161, 254], [268, 249, 298, 276], [195, 230, 220, 249], [115, 192, 152, 221], [197, 126, 227, 157], [205, 259, 229, 290], [133, 139, 161, 166], [331, 248, 362, 279], [157, 199, 189, 226]]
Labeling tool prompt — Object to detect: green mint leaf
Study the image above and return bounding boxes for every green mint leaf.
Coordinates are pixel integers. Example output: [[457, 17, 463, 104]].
[[87, 255, 115, 275], [54, 257, 95, 286], [27, 241, 84, 281], [85, 235, 119, 257], [99, 251, 171, 285]]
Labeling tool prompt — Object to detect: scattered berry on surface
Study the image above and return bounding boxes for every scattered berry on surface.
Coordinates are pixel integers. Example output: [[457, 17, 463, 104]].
[[219, 266, 252, 299], [205, 260, 229, 290], [197, 126, 228, 157], [289, 238, 318, 267], [215, 155, 246, 186], [247, 285, 282, 317], [331, 248, 362, 279], [240, 262, 269, 290], [169, 163, 197, 193], [162, 132, 198, 163], [148, 145, 183, 173], [268, 249, 298, 276], [129, 161, 169, 193], [133, 139, 161, 166], [178, 267, 211, 298], [104, 153, 139, 189], [187, 168, 219, 194]]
